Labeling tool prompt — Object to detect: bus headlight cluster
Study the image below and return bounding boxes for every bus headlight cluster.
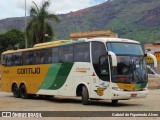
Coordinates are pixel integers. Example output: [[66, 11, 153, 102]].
[[142, 87, 148, 91], [112, 87, 124, 91]]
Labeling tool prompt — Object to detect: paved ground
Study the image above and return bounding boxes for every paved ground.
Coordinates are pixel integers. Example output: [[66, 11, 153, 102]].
[[0, 89, 160, 119]]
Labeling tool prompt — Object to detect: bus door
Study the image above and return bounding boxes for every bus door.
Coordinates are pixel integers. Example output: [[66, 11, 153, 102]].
[[91, 42, 108, 98], [98, 55, 110, 96]]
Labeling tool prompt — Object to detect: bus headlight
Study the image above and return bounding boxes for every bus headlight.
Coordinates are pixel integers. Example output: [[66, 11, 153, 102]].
[[112, 87, 124, 91], [142, 87, 148, 91]]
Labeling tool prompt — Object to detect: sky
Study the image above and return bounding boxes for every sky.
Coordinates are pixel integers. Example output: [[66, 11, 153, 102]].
[[0, 0, 108, 20]]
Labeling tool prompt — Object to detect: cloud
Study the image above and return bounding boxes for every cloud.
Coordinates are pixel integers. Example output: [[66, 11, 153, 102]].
[[15, 0, 43, 10], [52, 0, 108, 13], [53, 0, 96, 13], [0, 0, 23, 19], [0, 0, 107, 19], [14, 0, 101, 14]]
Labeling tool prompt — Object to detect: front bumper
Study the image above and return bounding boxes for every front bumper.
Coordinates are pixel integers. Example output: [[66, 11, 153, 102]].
[[110, 89, 148, 100]]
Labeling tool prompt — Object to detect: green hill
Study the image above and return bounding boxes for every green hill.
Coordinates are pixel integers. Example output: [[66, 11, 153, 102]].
[[0, 0, 160, 44]]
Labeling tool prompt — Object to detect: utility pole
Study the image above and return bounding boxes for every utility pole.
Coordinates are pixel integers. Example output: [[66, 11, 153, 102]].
[[25, 0, 27, 48]]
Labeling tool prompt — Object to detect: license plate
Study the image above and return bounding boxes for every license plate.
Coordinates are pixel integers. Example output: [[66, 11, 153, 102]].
[[131, 94, 137, 97]]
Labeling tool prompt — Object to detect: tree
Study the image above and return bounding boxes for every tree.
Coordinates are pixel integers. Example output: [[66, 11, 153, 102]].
[[0, 29, 25, 52], [26, 0, 60, 46]]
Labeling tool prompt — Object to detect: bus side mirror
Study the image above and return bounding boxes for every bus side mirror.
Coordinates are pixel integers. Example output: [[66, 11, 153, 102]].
[[108, 51, 117, 67], [147, 53, 157, 68]]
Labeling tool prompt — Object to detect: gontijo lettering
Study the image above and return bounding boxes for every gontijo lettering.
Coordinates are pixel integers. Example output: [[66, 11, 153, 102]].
[[17, 67, 40, 74]]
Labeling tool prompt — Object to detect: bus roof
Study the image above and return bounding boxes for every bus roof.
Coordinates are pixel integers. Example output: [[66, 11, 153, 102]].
[[2, 38, 140, 54], [2, 40, 73, 54], [87, 38, 140, 44]]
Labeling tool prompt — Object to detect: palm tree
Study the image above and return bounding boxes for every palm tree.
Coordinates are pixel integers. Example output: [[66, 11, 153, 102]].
[[26, 1, 60, 46]]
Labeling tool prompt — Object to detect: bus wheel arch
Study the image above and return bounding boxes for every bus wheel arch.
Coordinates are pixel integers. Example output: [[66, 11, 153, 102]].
[[19, 83, 25, 88], [12, 83, 20, 98], [76, 84, 83, 96]]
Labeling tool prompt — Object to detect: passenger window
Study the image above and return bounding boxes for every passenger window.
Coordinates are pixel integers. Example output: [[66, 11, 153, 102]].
[[35, 49, 45, 64], [74, 43, 90, 62], [23, 51, 35, 65], [46, 48, 52, 63], [12, 52, 22, 66], [6, 54, 13, 66], [1, 55, 6, 66], [59, 45, 73, 62], [46, 47, 59, 63], [92, 42, 106, 64], [52, 47, 59, 63]]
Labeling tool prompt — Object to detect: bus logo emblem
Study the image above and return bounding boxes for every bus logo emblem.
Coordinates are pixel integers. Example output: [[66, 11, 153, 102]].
[[95, 87, 106, 96]]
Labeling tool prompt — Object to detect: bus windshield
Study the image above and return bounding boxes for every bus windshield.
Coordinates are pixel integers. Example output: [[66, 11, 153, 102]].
[[107, 42, 144, 55], [107, 42, 147, 84]]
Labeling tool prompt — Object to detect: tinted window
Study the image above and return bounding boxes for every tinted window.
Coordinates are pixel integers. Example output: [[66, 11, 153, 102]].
[[46, 48, 52, 63], [52, 47, 59, 63], [35, 49, 45, 64], [107, 43, 143, 55], [46, 47, 59, 63], [74, 43, 90, 62], [12, 52, 22, 66], [1, 55, 6, 66], [59, 45, 73, 62], [92, 42, 106, 64], [23, 51, 35, 65], [5, 54, 12, 66]]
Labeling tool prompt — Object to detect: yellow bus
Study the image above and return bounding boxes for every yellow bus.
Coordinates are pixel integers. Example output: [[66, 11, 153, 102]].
[[1, 38, 157, 105]]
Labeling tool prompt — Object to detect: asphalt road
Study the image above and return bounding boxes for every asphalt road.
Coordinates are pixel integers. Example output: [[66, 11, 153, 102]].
[[0, 89, 160, 120]]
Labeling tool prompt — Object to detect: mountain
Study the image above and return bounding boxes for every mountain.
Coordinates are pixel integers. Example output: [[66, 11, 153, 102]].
[[0, 0, 160, 44]]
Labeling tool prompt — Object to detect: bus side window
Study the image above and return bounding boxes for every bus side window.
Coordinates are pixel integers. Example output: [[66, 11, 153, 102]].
[[35, 49, 45, 64], [46, 47, 59, 63], [52, 47, 59, 63], [23, 51, 34, 65], [28, 51, 35, 65], [92, 42, 106, 64], [12, 52, 22, 66], [23, 52, 28, 65], [59, 45, 73, 62], [46, 48, 52, 63], [6, 54, 13, 66], [1, 55, 6, 66], [74, 43, 90, 62]]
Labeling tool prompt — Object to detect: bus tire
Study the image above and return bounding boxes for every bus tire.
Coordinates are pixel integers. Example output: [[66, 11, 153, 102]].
[[82, 86, 89, 105], [12, 84, 20, 98], [112, 100, 118, 105], [20, 85, 29, 99]]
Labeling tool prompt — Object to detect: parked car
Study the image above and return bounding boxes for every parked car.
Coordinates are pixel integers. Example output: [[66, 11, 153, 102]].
[[147, 65, 160, 78]]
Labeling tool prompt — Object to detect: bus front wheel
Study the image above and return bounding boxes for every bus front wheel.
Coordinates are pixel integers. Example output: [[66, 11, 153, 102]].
[[20, 85, 29, 99], [82, 86, 89, 105], [12, 84, 20, 98]]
